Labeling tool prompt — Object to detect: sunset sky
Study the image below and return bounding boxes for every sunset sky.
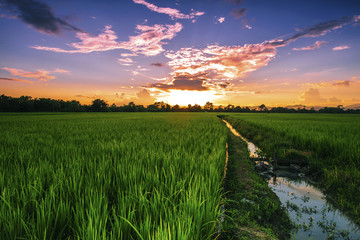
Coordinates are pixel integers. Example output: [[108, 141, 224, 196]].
[[1, 0, 360, 107]]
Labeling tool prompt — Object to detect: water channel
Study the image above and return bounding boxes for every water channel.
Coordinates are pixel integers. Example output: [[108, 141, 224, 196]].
[[222, 119, 360, 239]]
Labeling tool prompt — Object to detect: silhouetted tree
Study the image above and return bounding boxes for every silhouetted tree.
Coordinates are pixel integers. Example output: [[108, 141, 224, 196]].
[[204, 102, 214, 111], [91, 99, 108, 112]]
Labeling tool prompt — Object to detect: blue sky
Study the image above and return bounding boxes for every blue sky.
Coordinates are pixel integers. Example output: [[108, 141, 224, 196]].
[[1, 0, 360, 106]]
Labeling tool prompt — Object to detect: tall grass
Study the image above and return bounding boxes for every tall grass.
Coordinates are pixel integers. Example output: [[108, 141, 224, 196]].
[[0, 113, 227, 239], [224, 113, 360, 224]]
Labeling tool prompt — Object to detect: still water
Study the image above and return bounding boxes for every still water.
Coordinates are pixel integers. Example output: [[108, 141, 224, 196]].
[[222, 119, 360, 239], [269, 175, 360, 239]]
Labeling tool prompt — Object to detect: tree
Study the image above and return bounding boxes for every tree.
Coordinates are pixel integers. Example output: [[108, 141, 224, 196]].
[[258, 104, 268, 112], [91, 99, 108, 112], [204, 102, 214, 111]]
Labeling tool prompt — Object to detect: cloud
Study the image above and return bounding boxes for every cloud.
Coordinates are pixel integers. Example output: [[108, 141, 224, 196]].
[[1, 0, 81, 34], [118, 58, 134, 66], [32, 23, 183, 56], [166, 42, 277, 82], [217, 17, 225, 24], [230, 8, 247, 19], [149, 79, 209, 91], [54, 68, 70, 73], [301, 88, 326, 104], [153, 15, 359, 93], [132, 0, 204, 20], [136, 89, 155, 102], [0, 77, 33, 84], [329, 96, 342, 103], [293, 40, 327, 51], [74, 94, 95, 99], [163, 15, 360, 82], [332, 80, 352, 86], [268, 15, 360, 47], [151, 62, 165, 67], [242, 19, 252, 29], [332, 45, 350, 51], [2, 67, 68, 81], [121, 53, 138, 57]]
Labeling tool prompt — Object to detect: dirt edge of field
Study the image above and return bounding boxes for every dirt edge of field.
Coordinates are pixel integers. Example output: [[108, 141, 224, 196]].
[[219, 123, 292, 240]]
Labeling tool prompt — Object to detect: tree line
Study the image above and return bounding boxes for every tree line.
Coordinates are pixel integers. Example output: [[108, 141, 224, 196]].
[[0, 94, 359, 113]]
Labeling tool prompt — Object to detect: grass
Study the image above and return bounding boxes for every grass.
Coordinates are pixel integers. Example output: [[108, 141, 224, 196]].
[[0, 112, 227, 239], [222, 113, 360, 225], [220, 126, 292, 240]]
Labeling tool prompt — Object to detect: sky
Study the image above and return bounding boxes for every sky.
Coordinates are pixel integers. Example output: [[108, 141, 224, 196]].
[[1, 0, 360, 107]]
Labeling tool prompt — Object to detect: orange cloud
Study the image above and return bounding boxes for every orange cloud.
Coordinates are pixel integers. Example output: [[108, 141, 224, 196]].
[[166, 42, 277, 81], [2, 67, 58, 81], [132, 0, 204, 20], [301, 88, 326, 104], [32, 23, 183, 56], [332, 80, 352, 86], [149, 15, 360, 93]]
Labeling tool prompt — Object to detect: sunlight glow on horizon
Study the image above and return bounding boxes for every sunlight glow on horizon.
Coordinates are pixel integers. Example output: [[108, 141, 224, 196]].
[[156, 89, 221, 106]]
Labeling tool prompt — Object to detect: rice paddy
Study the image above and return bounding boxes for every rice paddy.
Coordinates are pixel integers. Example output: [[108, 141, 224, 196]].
[[0, 113, 227, 239], [1, 112, 359, 239]]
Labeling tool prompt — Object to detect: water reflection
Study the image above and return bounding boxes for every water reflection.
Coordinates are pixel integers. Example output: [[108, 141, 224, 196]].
[[269, 176, 360, 239], [222, 120, 260, 158], [223, 119, 360, 239]]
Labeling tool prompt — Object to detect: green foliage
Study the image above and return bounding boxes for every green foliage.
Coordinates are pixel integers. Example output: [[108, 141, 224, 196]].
[[221, 131, 292, 240], [0, 112, 227, 239], [223, 113, 360, 225]]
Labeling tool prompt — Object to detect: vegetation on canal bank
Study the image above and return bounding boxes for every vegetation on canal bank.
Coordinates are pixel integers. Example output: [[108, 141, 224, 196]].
[[220, 127, 292, 240], [221, 113, 360, 226]]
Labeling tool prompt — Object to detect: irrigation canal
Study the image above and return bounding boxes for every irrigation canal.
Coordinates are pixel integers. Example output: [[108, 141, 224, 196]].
[[222, 120, 360, 239]]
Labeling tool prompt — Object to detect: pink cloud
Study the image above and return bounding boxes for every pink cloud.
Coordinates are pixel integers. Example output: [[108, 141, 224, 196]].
[[148, 15, 360, 93], [120, 53, 138, 57], [32, 23, 183, 56], [293, 41, 327, 51], [118, 58, 134, 66], [118, 58, 134, 63], [166, 42, 277, 81], [54, 68, 70, 73], [132, 0, 204, 20], [332, 45, 350, 51], [2, 67, 68, 82], [0, 77, 33, 84], [217, 17, 225, 24]]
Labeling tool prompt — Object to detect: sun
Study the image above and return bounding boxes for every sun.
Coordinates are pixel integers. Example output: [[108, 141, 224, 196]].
[[157, 89, 220, 106]]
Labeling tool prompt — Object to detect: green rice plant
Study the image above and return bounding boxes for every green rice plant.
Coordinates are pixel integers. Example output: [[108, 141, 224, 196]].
[[0, 113, 227, 239]]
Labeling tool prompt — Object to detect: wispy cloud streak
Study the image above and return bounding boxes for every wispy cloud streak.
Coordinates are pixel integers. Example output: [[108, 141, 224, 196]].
[[268, 15, 360, 47], [293, 41, 327, 51], [132, 0, 204, 20], [332, 45, 350, 51], [2, 67, 68, 81], [0, 77, 33, 84]]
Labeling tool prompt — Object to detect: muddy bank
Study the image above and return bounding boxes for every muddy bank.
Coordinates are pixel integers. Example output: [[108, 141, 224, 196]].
[[221, 116, 360, 239], [220, 123, 291, 240]]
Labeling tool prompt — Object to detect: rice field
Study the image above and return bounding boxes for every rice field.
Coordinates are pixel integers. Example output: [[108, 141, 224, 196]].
[[0, 113, 227, 239], [224, 113, 360, 223]]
